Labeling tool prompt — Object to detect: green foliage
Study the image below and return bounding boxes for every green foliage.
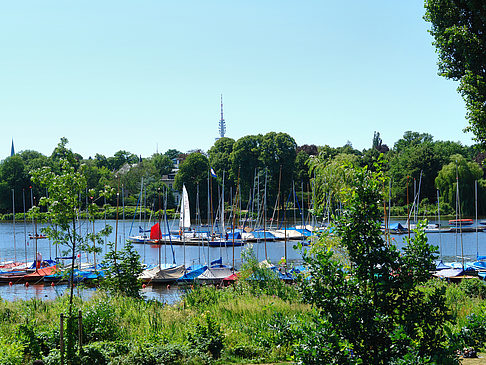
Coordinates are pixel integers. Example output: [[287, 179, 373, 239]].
[[259, 132, 297, 199], [118, 343, 211, 365], [0, 337, 24, 365], [208, 137, 235, 188], [238, 246, 300, 302], [101, 240, 143, 299], [82, 298, 119, 343], [424, 1, 486, 144], [458, 278, 486, 299], [174, 152, 210, 217], [187, 313, 224, 359], [299, 164, 454, 364], [435, 154, 484, 216]]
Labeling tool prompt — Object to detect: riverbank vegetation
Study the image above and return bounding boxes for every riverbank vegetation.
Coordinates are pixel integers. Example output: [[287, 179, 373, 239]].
[[1, 272, 486, 363]]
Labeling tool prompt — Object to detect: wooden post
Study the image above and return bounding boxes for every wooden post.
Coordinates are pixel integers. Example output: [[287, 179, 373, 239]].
[[60, 314, 64, 365], [78, 310, 83, 354]]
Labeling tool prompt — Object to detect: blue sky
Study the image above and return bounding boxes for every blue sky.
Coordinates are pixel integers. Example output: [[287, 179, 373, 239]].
[[0, 1, 472, 159]]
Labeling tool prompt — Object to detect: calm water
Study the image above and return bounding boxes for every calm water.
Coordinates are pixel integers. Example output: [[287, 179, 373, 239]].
[[0, 218, 485, 301], [0, 219, 305, 302]]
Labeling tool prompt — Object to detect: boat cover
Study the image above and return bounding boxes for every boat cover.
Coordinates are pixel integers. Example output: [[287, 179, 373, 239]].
[[433, 268, 464, 278], [139, 264, 185, 283]]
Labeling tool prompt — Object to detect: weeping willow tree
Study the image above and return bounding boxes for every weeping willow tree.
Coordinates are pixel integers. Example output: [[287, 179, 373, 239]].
[[435, 154, 484, 216]]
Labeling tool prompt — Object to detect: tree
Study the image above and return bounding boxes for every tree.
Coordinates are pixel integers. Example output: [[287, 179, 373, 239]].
[[372, 131, 389, 153], [388, 141, 442, 205], [208, 137, 235, 190], [259, 132, 297, 201], [0, 155, 31, 212], [229, 135, 262, 200], [393, 131, 433, 153], [18, 150, 51, 172], [102, 240, 143, 299], [50, 137, 79, 171], [174, 152, 210, 217], [164, 148, 182, 160], [150, 153, 174, 178], [109, 150, 138, 171], [298, 164, 454, 363], [435, 154, 484, 216], [309, 152, 361, 219], [424, 1, 486, 144], [31, 158, 112, 361]]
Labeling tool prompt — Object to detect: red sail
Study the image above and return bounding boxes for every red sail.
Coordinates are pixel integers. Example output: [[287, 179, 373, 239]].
[[150, 223, 162, 240]]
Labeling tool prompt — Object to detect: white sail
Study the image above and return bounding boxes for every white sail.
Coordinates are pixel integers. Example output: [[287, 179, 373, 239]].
[[179, 185, 191, 229]]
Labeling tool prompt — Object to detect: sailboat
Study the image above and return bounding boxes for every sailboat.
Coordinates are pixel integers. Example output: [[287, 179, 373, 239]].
[[139, 187, 185, 284]]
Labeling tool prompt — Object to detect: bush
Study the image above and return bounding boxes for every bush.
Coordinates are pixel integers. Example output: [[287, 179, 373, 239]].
[[451, 312, 486, 350], [187, 314, 224, 359], [118, 343, 211, 365], [458, 278, 486, 299], [83, 299, 119, 343], [0, 337, 24, 365]]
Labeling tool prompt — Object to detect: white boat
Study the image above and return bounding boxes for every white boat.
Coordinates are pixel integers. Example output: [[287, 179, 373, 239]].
[[139, 264, 185, 283]]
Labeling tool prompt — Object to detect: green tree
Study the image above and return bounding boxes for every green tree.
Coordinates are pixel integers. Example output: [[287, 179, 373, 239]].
[[435, 154, 484, 216], [102, 240, 143, 299], [31, 158, 112, 361], [174, 152, 210, 217], [230, 135, 262, 200], [164, 148, 182, 160], [50, 137, 79, 171], [298, 164, 453, 363], [150, 153, 174, 178], [0, 155, 31, 212], [424, 1, 486, 144], [393, 131, 433, 153], [388, 141, 442, 205], [208, 137, 235, 191], [108, 150, 139, 172], [259, 132, 297, 202], [18, 150, 51, 172], [309, 152, 361, 219]]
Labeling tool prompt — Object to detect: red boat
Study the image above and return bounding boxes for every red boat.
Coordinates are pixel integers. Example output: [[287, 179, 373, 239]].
[[448, 219, 474, 226]]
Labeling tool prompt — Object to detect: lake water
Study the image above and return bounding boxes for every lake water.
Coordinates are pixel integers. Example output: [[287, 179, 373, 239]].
[[0, 218, 305, 302], [0, 218, 484, 302]]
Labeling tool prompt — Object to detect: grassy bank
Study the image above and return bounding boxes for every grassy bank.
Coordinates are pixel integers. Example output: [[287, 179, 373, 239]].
[[0, 279, 309, 365], [1, 275, 486, 364]]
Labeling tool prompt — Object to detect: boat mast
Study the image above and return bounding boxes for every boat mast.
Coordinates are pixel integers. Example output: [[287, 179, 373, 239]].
[[23, 189, 27, 265], [12, 189, 16, 263], [232, 170, 240, 272], [264, 170, 268, 261], [158, 188, 161, 268], [437, 189, 442, 259], [476, 180, 478, 258], [114, 178, 120, 265]]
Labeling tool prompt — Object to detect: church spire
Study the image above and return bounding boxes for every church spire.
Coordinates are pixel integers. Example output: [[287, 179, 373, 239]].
[[10, 139, 14, 157]]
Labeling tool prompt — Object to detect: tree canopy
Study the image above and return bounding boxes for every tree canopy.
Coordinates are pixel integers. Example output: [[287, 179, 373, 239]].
[[425, 1, 486, 144]]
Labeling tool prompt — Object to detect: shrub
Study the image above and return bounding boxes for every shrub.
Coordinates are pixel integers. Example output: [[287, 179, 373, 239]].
[[0, 337, 24, 365], [82, 298, 119, 343], [187, 314, 224, 359], [458, 278, 486, 299]]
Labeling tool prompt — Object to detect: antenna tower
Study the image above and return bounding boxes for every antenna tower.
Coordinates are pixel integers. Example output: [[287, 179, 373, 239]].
[[218, 94, 226, 139]]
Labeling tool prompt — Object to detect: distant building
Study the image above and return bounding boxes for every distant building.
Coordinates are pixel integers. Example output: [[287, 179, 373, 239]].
[[161, 156, 184, 204], [10, 139, 14, 157]]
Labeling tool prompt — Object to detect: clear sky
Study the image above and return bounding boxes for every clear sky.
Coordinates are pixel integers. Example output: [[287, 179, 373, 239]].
[[0, 1, 473, 159]]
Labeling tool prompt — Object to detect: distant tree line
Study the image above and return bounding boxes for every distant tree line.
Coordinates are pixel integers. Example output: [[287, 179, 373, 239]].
[[0, 130, 484, 218]]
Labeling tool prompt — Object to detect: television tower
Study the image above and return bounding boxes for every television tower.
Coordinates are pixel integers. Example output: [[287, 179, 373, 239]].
[[218, 94, 226, 139]]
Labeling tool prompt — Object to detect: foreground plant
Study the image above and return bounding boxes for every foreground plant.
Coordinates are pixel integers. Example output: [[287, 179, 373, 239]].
[[298, 164, 456, 364]]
